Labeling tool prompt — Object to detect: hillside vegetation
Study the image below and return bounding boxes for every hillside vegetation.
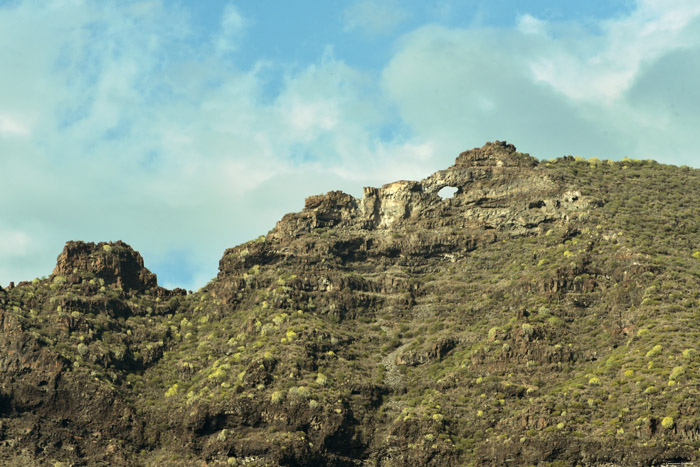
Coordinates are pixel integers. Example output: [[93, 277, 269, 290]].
[[1, 142, 700, 466]]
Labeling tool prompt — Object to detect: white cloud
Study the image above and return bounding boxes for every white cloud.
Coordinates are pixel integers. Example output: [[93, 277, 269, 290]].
[[0, 115, 29, 136], [382, 26, 603, 159], [529, 0, 700, 101], [381, 1, 700, 163], [215, 3, 245, 54], [342, 0, 409, 36], [516, 14, 547, 36]]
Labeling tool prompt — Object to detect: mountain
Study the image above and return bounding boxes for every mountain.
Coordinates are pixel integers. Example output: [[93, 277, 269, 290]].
[[2, 141, 700, 466]]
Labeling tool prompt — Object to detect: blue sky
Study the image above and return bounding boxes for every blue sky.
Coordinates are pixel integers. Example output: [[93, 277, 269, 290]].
[[1, 0, 700, 290]]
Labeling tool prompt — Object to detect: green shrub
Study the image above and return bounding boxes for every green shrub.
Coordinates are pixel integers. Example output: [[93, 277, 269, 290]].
[[53, 275, 66, 285], [165, 384, 179, 398], [669, 366, 685, 381], [288, 386, 311, 400], [646, 344, 662, 359], [270, 390, 284, 404]]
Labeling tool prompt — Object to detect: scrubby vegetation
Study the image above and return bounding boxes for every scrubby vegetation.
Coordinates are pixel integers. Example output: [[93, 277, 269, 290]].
[[1, 143, 700, 465]]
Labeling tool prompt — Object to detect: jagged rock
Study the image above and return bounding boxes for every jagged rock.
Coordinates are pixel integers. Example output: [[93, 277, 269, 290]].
[[52, 240, 158, 293], [264, 141, 594, 276], [454, 140, 538, 167]]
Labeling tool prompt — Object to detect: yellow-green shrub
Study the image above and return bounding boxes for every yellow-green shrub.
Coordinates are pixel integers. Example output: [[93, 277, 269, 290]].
[[646, 344, 662, 359]]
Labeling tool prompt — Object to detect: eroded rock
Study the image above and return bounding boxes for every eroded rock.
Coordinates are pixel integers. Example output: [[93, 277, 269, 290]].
[[52, 240, 158, 293]]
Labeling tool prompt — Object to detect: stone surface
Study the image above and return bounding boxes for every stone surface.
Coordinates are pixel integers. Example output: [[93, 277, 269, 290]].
[[52, 240, 158, 293]]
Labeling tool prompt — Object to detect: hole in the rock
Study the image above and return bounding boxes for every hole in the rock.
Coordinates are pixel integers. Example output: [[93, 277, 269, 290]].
[[438, 186, 458, 199]]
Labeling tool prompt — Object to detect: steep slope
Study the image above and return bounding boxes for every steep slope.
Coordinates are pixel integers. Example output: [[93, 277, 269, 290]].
[[2, 142, 700, 466]]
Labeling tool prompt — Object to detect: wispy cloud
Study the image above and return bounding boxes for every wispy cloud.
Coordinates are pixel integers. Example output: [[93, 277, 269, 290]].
[[215, 3, 245, 54], [528, 0, 700, 101], [0, 115, 30, 136], [516, 14, 548, 36], [382, 1, 700, 161], [342, 0, 409, 36]]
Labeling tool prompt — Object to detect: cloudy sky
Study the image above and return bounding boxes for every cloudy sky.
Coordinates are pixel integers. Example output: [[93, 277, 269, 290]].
[[1, 0, 699, 290]]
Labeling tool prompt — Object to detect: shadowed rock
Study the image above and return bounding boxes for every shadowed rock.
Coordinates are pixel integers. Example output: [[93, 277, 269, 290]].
[[52, 240, 158, 293]]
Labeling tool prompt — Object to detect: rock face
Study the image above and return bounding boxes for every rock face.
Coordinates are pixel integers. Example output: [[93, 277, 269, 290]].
[[453, 140, 538, 167], [52, 240, 158, 293], [2, 142, 700, 466], [254, 140, 590, 276], [276, 140, 586, 235], [0, 309, 142, 465]]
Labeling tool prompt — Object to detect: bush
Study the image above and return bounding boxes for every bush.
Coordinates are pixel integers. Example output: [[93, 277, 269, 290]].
[[288, 386, 311, 401], [165, 384, 179, 398], [271, 390, 284, 404], [646, 344, 662, 359], [669, 366, 685, 381], [53, 275, 66, 285]]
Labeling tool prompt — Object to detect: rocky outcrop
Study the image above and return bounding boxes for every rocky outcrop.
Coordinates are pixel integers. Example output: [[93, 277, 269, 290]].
[[453, 140, 538, 167], [52, 240, 158, 293], [271, 140, 591, 239]]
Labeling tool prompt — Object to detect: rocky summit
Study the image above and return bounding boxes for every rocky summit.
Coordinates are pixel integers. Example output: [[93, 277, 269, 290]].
[[2, 141, 700, 466]]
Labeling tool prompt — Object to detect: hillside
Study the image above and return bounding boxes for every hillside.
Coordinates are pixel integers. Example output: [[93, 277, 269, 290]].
[[2, 141, 700, 466]]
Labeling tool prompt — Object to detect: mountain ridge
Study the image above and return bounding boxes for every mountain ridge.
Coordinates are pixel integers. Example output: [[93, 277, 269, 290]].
[[2, 141, 700, 466]]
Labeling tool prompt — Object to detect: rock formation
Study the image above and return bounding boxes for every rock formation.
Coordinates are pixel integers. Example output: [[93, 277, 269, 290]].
[[1, 142, 700, 466], [52, 240, 157, 293]]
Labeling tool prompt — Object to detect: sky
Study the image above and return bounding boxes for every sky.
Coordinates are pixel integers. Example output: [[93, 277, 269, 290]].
[[1, 0, 700, 291]]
